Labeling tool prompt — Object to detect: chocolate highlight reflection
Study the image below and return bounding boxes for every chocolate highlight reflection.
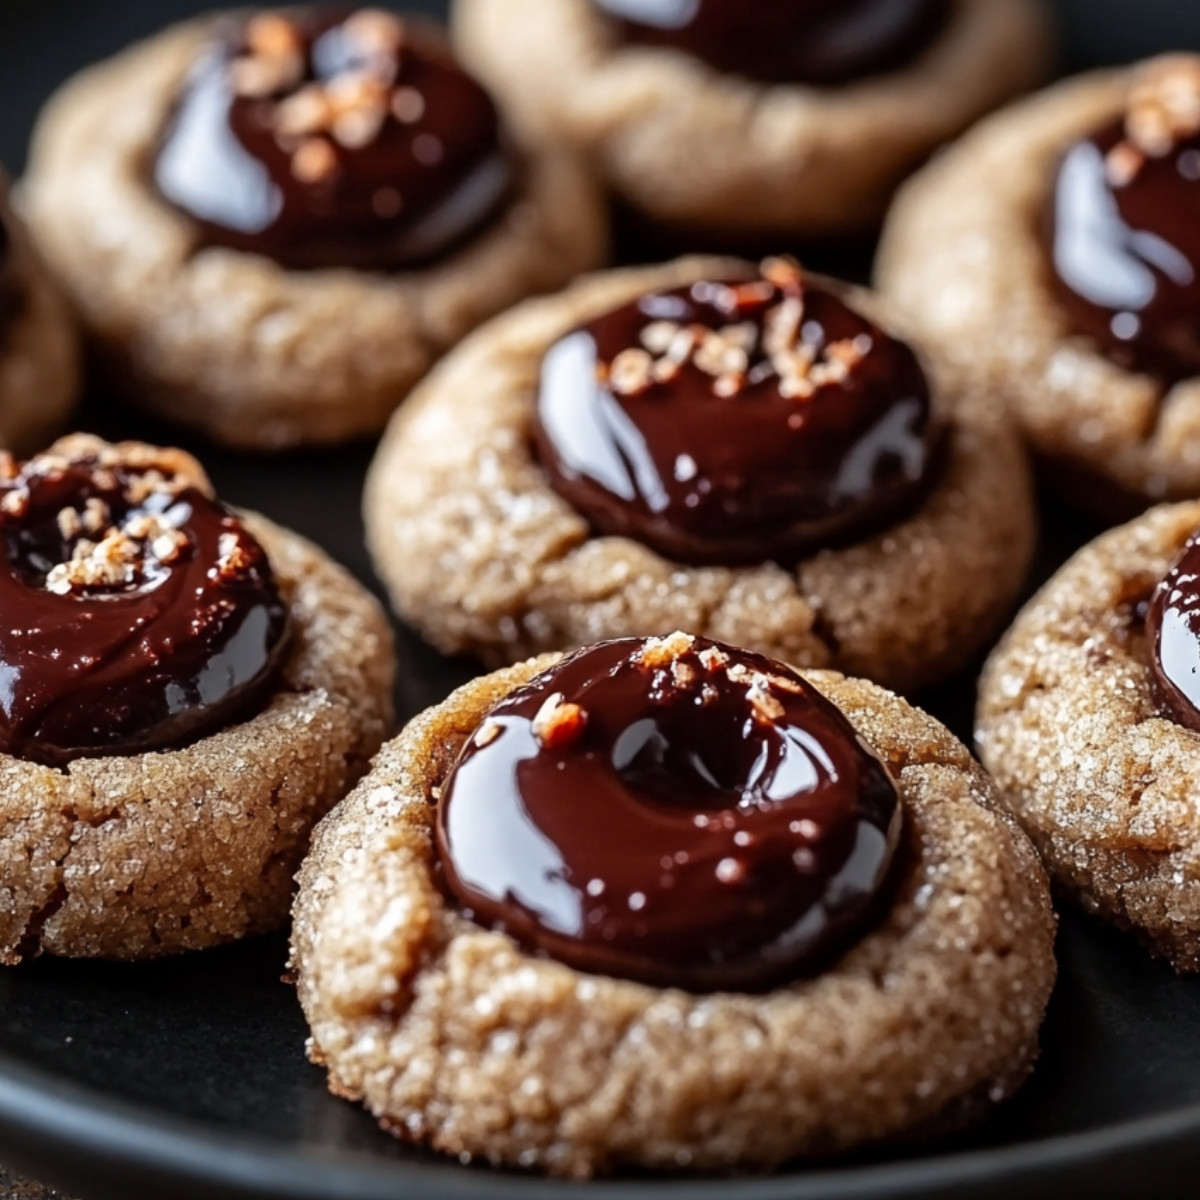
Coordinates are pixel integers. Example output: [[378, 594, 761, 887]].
[[1049, 56, 1200, 381], [0, 436, 289, 766], [593, 0, 949, 85], [155, 7, 513, 269], [437, 632, 902, 991], [534, 258, 939, 565], [1147, 529, 1200, 731]]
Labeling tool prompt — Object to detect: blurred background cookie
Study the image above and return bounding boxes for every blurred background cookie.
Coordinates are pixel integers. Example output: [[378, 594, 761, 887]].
[[879, 54, 1200, 519], [365, 255, 1036, 693], [453, 0, 1053, 246], [19, 7, 607, 450]]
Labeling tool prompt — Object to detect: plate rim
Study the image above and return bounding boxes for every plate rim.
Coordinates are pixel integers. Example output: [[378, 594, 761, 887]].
[[1, 1047, 1200, 1199]]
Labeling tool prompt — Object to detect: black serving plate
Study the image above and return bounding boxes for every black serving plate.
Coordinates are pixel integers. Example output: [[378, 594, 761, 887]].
[[1, 2, 1200, 1198]]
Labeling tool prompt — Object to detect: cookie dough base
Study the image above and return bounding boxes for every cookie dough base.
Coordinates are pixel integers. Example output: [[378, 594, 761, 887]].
[[0, 513, 395, 962], [20, 18, 606, 450], [365, 257, 1036, 695], [454, 0, 1052, 235], [978, 501, 1200, 971], [293, 660, 1055, 1177]]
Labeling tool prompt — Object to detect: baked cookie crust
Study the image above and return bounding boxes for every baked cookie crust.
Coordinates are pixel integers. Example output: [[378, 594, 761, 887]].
[[364, 257, 1036, 695], [292, 657, 1056, 1178], [0, 512, 394, 963], [0, 204, 79, 454], [978, 501, 1200, 971], [876, 65, 1200, 514], [19, 17, 607, 451], [452, 0, 1051, 236]]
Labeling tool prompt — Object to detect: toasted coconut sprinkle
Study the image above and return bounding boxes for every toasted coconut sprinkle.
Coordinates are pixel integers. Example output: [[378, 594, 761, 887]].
[[531, 693, 588, 751]]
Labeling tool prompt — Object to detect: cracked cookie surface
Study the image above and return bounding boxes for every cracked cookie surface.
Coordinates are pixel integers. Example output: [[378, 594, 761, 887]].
[[978, 501, 1200, 970], [0, 511, 394, 962], [291, 657, 1056, 1177], [364, 256, 1036, 694]]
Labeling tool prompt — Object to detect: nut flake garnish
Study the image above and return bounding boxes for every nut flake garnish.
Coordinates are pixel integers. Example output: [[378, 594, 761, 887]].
[[474, 719, 502, 748], [637, 631, 697, 669], [230, 9, 416, 183], [605, 257, 871, 403], [1109, 56, 1200, 184], [1, 437, 214, 598], [531, 692, 588, 751]]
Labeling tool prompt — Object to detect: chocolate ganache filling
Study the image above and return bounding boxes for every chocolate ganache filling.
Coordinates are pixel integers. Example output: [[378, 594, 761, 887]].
[[592, 0, 948, 86], [1147, 530, 1200, 731], [1049, 57, 1200, 381], [155, 7, 513, 269], [437, 632, 902, 991], [0, 436, 289, 766], [534, 258, 939, 565]]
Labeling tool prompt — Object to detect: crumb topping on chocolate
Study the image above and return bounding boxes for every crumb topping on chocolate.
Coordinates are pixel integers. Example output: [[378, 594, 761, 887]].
[[603, 260, 873, 402], [155, 7, 514, 269], [535, 259, 939, 565]]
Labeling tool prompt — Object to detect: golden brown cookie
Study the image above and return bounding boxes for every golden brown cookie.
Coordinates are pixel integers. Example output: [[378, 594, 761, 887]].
[[20, 9, 607, 451], [0, 435, 394, 962], [452, 0, 1052, 238], [878, 55, 1200, 517], [978, 500, 1200, 972], [364, 255, 1036, 694], [292, 638, 1056, 1178], [0, 173, 78, 453]]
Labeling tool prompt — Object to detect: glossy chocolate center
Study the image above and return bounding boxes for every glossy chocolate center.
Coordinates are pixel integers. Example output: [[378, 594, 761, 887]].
[[594, 0, 948, 86], [155, 7, 512, 269], [1049, 59, 1200, 380], [437, 633, 901, 991], [0, 438, 289, 766], [1147, 531, 1200, 730], [534, 260, 938, 566]]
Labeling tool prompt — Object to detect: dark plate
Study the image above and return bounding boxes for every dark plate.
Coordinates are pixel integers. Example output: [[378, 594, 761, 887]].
[[1, 2, 1199, 1198]]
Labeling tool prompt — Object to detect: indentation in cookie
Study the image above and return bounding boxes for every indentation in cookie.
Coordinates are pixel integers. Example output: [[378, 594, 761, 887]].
[[1048, 55, 1200, 381], [593, 0, 949, 86], [155, 6, 513, 269], [534, 257, 941, 565], [436, 632, 902, 991], [0, 434, 289, 766]]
